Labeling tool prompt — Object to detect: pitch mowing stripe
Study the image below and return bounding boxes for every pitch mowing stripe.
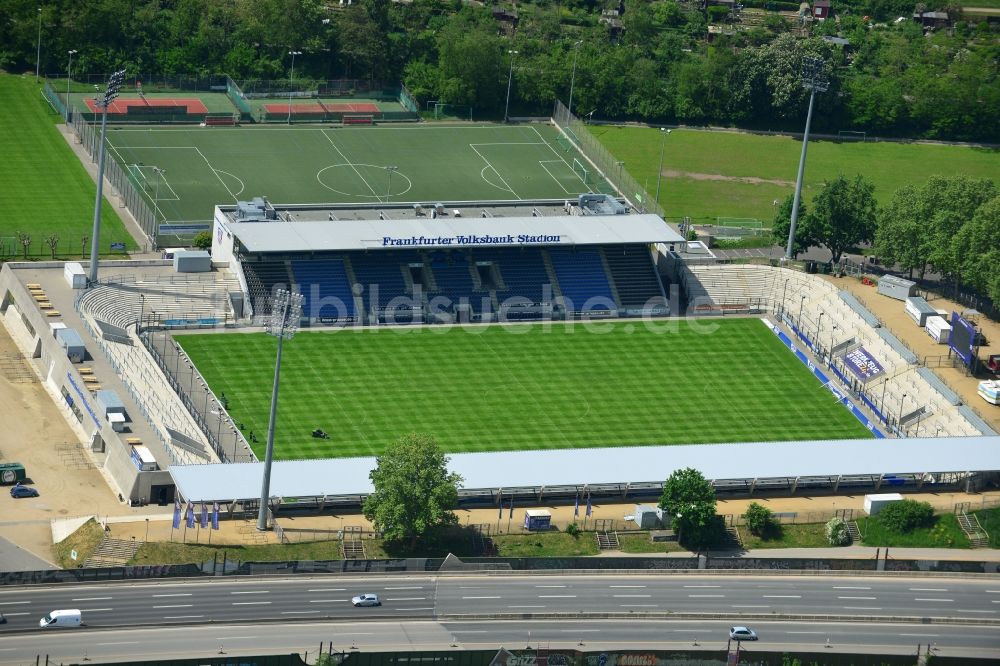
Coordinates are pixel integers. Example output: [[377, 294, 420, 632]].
[[176, 319, 872, 459]]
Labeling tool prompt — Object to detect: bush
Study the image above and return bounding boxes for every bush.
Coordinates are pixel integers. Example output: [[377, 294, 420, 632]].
[[826, 517, 850, 546], [878, 500, 935, 533], [744, 502, 774, 536], [566, 522, 581, 538], [192, 231, 212, 249]]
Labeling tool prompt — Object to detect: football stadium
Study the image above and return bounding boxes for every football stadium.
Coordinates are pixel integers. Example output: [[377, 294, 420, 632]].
[[2, 89, 998, 519]]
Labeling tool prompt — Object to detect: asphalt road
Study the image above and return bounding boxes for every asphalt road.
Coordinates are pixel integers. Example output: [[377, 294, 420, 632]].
[[0, 574, 998, 662]]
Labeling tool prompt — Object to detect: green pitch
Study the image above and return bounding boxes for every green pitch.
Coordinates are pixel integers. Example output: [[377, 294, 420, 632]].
[[104, 124, 613, 224], [592, 125, 1000, 224], [0, 74, 134, 254], [175, 318, 873, 461]]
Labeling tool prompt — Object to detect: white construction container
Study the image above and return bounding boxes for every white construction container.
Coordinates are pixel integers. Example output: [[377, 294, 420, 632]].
[[925, 316, 952, 344], [864, 493, 903, 516], [905, 297, 938, 327], [63, 262, 86, 289]]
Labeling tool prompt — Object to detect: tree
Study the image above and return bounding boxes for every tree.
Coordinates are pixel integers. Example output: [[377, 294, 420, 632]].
[[875, 185, 931, 279], [363, 434, 463, 549], [45, 234, 60, 260], [825, 517, 850, 546], [801, 174, 877, 264], [770, 193, 811, 258], [743, 502, 774, 536], [16, 232, 31, 260], [659, 467, 718, 548], [956, 195, 1000, 305]]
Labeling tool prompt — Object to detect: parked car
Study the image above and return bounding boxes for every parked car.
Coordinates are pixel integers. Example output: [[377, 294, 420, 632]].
[[351, 594, 381, 607], [729, 626, 758, 641], [10, 484, 39, 498]]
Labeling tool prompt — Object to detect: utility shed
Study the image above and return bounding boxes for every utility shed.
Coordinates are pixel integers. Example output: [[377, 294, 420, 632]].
[[173, 250, 212, 273], [864, 493, 903, 515], [905, 296, 939, 327], [55, 328, 85, 363], [94, 390, 126, 416], [878, 275, 917, 301], [632, 504, 663, 529], [523, 509, 552, 531]]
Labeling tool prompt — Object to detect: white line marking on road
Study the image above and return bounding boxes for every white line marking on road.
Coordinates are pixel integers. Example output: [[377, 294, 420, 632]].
[[993, 600, 1000, 603], [231, 591, 269, 595], [609, 585, 646, 589], [538, 595, 576, 598], [910, 588, 948, 592], [153, 593, 192, 598], [957, 609, 996, 613], [843, 606, 882, 610], [95, 642, 138, 646], [216, 636, 257, 640], [684, 585, 720, 588], [508, 605, 545, 608], [833, 586, 871, 590], [763, 595, 801, 598], [164, 615, 203, 619], [79, 608, 113, 612], [385, 586, 424, 590], [0, 601, 30, 605], [914, 598, 953, 602], [392, 607, 434, 611], [232, 601, 271, 605], [451, 630, 490, 634], [0, 612, 28, 616], [386, 597, 426, 601], [900, 633, 939, 637], [309, 599, 346, 603], [613, 595, 651, 598], [282, 611, 321, 615], [153, 604, 193, 609], [620, 604, 658, 608], [985, 590, 1000, 593], [536, 585, 566, 588], [0, 650, 16, 652], [786, 631, 825, 635], [732, 605, 770, 609], [308, 588, 345, 592], [462, 596, 501, 600], [73, 597, 112, 601], [838, 596, 877, 600], [562, 630, 599, 633], [688, 594, 725, 598], [459, 586, 484, 589], [673, 630, 711, 633]]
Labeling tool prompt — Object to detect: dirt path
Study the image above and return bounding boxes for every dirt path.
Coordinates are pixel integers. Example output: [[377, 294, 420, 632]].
[[662, 169, 794, 187]]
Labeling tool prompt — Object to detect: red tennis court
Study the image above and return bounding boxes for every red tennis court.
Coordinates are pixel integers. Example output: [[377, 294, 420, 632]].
[[84, 97, 209, 114], [323, 102, 379, 113], [262, 102, 327, 114]]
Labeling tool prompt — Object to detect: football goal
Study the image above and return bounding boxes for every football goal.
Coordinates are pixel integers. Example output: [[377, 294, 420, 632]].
[[572, 158, 591, 185], [837, 130, 868, 142]]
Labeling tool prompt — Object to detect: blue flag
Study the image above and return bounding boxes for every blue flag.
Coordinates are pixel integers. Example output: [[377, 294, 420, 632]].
[[212, 502, 220, 530], [585, 494, 592, 517], [574, 494, 580, 517], [172, 497, 181, 530], [200, 503, 208, 528], [185, 502, 195, 528], [498, 492, 503, 520], [508, 494, 514, 519]]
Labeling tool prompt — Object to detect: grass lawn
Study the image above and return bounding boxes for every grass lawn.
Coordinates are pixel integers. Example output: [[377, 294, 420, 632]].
[[51, 519, 105, 568], [131, 538, 346, 565], [739, 522, 831, 550], [492, 532, 599, 557], [972, 506, 1000, 548], [591, 125, 1000, 224], [618, 533, 686, 554], [858, 513, 970, 548], [176, 318, 873, 460], [0, 73, 135, 256]]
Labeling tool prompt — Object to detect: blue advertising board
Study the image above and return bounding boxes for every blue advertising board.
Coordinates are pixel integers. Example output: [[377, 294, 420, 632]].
[[842, 346, 885, 383]]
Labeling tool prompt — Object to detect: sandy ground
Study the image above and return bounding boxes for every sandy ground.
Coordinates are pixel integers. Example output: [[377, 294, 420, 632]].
[[825, 274, 1000, 433]]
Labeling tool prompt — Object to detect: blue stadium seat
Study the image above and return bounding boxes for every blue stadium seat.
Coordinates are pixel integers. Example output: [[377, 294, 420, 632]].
[[603, 244, 667, 308], [476, 249, 552, 306], [349, 251, 418, 317], [291, 259, 355, 320], [547, 247, 616, 312], [427, 251, 486, 314]]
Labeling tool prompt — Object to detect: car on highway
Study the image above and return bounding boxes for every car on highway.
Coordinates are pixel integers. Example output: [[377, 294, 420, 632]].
[[351, 594, 381, 607], [729, 626, 758, 641], [10, 484, 39, 498]]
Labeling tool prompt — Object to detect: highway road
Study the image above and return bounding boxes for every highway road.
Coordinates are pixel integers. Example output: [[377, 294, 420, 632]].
[[0, 574, 997, 662]]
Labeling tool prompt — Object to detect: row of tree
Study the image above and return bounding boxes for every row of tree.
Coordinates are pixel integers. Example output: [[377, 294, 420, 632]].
[[2, 0, 997, 141], [771, 175, 1000, 305]]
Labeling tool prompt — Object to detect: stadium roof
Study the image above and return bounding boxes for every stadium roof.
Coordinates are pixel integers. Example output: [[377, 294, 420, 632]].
[[226, 214, 682, 253], [170, 435, 1000, 502]]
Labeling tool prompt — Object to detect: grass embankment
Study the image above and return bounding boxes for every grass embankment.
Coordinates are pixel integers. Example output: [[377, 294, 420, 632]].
[[738, 523, 830, 550], [52, 519, 105, 568], [971, 506, 1000, 548], [617, 533, 686, 554], [858, 513, 970, 548], [0, 73, 135, 256]]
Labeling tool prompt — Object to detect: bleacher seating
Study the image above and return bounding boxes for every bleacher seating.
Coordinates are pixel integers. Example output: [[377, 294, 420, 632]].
[[291, 259, 355, 320], [243, 262, 292, 313], [603, 245, 667, 308], [547, 247, 615, 312], [426, 251, 486, 314], [350, 251, 416, 316], [481, 248, 553, 307]]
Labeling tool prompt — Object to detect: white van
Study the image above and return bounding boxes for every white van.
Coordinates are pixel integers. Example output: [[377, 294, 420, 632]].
[[39, 609, 82, 628]]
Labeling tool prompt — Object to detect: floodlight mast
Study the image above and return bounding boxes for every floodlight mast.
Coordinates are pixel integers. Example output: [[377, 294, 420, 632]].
[[257, 289, 304, 531], [784, 56, 829, 262], [88, 69, 127, 286]]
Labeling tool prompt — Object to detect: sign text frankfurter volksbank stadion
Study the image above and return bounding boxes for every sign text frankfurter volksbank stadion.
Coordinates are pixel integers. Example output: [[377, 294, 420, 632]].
[[382, 234, 562, 247]]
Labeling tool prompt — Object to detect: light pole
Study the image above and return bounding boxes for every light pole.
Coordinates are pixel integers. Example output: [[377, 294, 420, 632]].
[[784, 56, 828, 261], [654, 128, 671, 205], [35, 7, 42, 82], [287, 50, 302, 125], [568, 40, 583, 116], [798, 295, 806, 328], [781, 279, 789, 317], [504, 50, 518, 123], [66, 49, 78, 122], [815, 311, 824, 348], [88, 69, 126, 286], [257, 289, 304, 531], [897, 393, 908, 437], [385, 165, 398, 204], [828, 324, 838, 363]]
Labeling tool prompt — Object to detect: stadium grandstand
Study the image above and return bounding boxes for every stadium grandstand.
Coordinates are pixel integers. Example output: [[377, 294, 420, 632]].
[[213, 195, 677, 326]]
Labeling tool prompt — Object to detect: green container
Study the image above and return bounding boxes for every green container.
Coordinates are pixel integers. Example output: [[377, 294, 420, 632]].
[[0, 463, 26, 485]]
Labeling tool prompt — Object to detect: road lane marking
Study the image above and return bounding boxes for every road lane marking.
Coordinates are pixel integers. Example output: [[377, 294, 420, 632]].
[[833, 586, 871, 590], [986, 590, 1000, 593], [230, 591, 269, 595], [900, 633, 939, 637], [838, 596, 877, 600], [216, 636, 257, 640], [910, 588, 948, 592], [451, 630, 489, 634], [164, 615, 203, 619], [688, 594, 724, 598], [282, 611, 321, 615], [673, 629, 711, 633], [0, 601, 31, 605], [72, 597, 112, 601], [914, 598, 953, 602], [561, 630, 599, 633], [95, 642, 138, 646], [620, 604, 657, 608], [732, 605, 770, 609], [462, 596, 501, 600], [392, 607, 433, 610], [683, 585, 720, 588], [762, 595, 801, 598], [957, 609, 996, 613], [308, 588, 345, 592], [786, 631, 825, 635], [386, 597, 426, 601], [0, 612, 29, 616], [153, 604, 193, 609], [153, 593, 192, 598], [610, 585, 646, 589], [232, 601, 271, 605], [309, 599, 346, 603], [536, 585, 566, 588], [538, 595, 576, 598], [843, 606, 882, 610], [508, 605, 545, 608], [613, 594, 651, 598], [79, 608, 113, 612], [385, 586, 424, 590], [459, 586, 484, 589]]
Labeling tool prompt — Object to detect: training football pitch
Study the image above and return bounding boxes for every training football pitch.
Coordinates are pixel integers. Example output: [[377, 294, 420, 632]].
[[105, 124, 614, 224], [176, 318, 873, 461]]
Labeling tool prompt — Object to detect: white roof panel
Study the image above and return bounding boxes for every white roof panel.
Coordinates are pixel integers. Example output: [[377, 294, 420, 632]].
[[227, 215, 682, 253], [170, 436, 1000, 502]]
